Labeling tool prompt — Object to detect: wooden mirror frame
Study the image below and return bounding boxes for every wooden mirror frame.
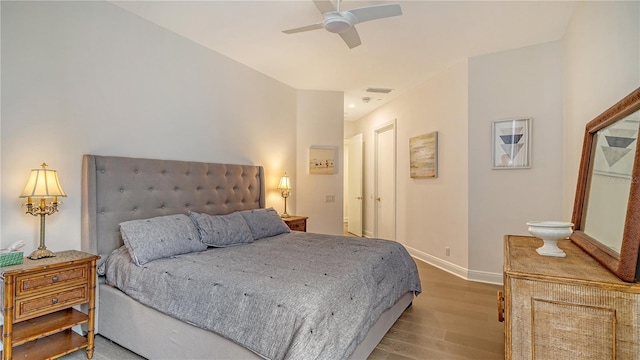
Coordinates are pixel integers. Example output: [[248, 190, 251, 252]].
[[571, 87, 640, 282]]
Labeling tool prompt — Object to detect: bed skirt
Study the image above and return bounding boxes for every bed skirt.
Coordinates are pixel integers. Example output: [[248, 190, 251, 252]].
[[96, 281, 413, 360]]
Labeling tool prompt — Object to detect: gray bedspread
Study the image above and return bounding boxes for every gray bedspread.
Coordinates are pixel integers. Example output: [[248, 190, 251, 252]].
[[103, 232, 421, 360]]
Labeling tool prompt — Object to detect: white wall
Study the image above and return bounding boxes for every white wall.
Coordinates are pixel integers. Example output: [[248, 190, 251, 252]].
[[296, 90, 345, 235], [562, 1, 640, 217], [348, 61, 470, 274], [468, 41, 565, 276], [0, 1, 342, 253]]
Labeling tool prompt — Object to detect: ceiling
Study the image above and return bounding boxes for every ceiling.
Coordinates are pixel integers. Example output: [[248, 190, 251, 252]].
[[112, 0, 578, 121]]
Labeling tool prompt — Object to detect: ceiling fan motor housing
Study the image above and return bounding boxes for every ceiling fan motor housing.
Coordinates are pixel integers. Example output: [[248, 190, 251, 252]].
[[323, 11, 357, 33]]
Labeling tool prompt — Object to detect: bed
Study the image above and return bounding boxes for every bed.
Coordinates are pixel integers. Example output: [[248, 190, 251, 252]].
[[80, 154, 421, 360]]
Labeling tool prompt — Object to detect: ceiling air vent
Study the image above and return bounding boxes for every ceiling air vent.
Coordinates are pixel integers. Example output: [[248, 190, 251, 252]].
[[366, 87, 393, 94]]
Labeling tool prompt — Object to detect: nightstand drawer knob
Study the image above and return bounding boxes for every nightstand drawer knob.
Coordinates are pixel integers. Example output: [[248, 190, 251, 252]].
[[52, 276, 59, 282], [52, 298, 59, 304]]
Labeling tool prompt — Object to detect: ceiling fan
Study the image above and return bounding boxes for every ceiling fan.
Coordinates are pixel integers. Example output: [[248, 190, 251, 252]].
[[282, 0, 402, 49]]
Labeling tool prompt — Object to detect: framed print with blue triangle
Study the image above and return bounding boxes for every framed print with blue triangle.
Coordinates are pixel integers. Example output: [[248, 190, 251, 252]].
[[492, 118, 531, 169]]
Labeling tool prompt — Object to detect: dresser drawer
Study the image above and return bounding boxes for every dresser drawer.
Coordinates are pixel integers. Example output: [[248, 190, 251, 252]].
[[15, 264, 88, 297], [15, 284, 88, 321]]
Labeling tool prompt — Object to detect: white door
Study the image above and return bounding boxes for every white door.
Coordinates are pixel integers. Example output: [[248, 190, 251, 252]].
[[346, 133, 363, 236], [374, 123, 396, 240]]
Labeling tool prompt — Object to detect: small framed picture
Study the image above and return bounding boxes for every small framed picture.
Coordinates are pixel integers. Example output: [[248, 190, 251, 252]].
[[492, 118, 531, 169], [309, 146, 337, 174]]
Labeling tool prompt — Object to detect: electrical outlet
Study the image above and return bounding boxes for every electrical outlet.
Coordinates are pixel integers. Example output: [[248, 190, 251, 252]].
[[325, 195, 335, 203], [445, 247, 450, 256]]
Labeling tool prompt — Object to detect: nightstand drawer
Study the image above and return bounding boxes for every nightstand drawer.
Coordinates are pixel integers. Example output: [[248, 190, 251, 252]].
[[15, 264, 88, 297], [282, 216, 308, 232], [15, 284, 88, 321], [288, 220, 306, 231]]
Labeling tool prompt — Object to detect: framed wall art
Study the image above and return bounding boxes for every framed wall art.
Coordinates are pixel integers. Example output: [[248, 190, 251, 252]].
[[309, 146, 337, 174], [492, 118, 531, 169], [409, 131, 438, 178]]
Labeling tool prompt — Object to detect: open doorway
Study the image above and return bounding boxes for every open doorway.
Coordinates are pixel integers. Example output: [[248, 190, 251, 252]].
[[344, 133, 363, 236]]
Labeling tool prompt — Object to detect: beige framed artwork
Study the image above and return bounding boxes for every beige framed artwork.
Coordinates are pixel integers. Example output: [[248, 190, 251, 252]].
[[309, 146, 337, 174], [409, 131, 438, 178]]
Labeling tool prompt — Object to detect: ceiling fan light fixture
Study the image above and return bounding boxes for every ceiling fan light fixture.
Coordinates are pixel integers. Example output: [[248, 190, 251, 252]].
[[323, 12, 357, 34], [325, 20, 350, 33]]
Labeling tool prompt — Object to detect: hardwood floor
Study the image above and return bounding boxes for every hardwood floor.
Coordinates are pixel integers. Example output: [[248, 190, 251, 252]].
[[369, 259, 505, 359], [62, 235, 505, 360]]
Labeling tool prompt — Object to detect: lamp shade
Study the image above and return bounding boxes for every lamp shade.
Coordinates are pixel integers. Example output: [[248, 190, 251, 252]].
[[20, 163, 67, 198], [277, 174, 292, 191]]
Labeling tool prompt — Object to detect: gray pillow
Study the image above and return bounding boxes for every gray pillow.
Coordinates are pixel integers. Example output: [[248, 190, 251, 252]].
[[188, 211, 254, 247], [120, 214, 207, 266], [240, 207, 291, 240]]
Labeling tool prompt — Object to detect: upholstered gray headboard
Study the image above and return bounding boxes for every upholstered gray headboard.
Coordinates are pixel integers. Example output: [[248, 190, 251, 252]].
[[81, 155, 265, 258]]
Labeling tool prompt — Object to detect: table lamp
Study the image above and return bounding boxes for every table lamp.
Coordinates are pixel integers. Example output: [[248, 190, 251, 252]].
[[277, 173, 292, 218], [19, 163, 67, 259]]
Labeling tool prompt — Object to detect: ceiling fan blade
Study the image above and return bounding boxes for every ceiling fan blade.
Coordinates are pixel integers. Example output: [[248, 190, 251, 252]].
[[339, 27, 361, 49], [348, 4, 402, 24], [313, 0, 336, 14], [282, 23, 324, 34]]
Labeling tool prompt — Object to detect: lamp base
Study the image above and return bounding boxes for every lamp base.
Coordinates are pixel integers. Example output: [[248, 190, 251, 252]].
[[281, 213, 290, 218], [29, 248, 56, 260]]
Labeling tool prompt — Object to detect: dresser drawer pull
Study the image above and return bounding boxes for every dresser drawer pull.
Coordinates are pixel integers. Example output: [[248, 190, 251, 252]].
[[52, 298, 59, 304], [52, 276, 59, 282]]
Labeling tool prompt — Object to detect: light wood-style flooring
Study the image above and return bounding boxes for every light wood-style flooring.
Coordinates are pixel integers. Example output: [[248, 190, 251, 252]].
[[369, 259, 504, 359], [62, 235, 505, 360]]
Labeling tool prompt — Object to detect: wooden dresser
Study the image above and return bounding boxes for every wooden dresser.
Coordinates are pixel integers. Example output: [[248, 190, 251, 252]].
[[1, 250, 99, 360], [501, 235, 640, 359]]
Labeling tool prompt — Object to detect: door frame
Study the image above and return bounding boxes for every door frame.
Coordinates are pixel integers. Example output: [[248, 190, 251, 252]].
[[373, 120, 397, 239]]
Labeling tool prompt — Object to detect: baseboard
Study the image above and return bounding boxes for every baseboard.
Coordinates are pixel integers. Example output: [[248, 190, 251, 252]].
[[467, 269, 504, 285], [405, 245, 503, 285], [362, 230, 374, 238]]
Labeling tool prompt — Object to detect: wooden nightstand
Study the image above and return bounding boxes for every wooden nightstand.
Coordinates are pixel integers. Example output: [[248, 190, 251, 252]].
[[1, 250, 100, 360], [282, 216, 308, 232]]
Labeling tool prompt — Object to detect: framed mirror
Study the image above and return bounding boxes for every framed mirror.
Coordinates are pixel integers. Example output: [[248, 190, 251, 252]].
[[571, 87, 640, 282]]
